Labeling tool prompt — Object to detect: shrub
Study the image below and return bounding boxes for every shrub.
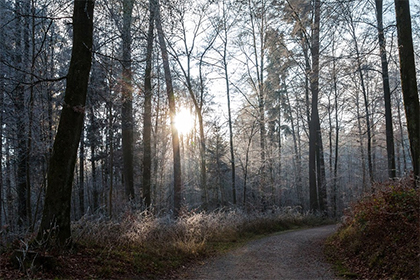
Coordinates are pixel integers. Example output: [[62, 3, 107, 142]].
[[326, 177, 420, 279]]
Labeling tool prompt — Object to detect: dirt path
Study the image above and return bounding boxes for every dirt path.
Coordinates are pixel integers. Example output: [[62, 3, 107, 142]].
[[180, 225, 341, 280]]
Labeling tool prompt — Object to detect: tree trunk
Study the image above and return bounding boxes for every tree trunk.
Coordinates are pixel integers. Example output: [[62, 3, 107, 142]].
[[355, 87, 367, 189], [309, 0, 326, 213], [243, 122, 256, 206], [375, 0, 396, 179], [248, 0, 267, 199], [6, 141, 12, 226], [108, 102, 114, 218], [152, 70, 161, 207], [122, 0, 135, 201], [348, 11, 374, 186], [154, 0, 182, 216], [38, 0, 94, 246], [198, 50, 211, 207], [224, 44, 236, 206], [397, 96, 408, 175], [0, 2, 3, 226], [332, 44, 340, 217], [221, 11, 236, 205], [286, 89, 303, 206], [394, 0, 420, 181], [143, 0, 154, 208], [15, 0, 29, 228], [89, 105, 99, 212], [79, 130, 85, 217]]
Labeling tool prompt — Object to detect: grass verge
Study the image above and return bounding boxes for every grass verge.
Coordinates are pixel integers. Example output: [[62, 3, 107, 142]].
[[1, 207, 331, 279]]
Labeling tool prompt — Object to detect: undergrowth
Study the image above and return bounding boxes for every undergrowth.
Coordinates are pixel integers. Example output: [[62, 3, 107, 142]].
[[325, 177, 420, 279], [1, 207, 330, 279]]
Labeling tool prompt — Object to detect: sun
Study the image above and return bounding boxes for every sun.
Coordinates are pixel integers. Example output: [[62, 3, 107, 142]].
[[174, 108, 194, 135]]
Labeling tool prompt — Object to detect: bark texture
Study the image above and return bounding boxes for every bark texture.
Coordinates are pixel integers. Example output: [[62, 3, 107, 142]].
[[38, 0, 94, 245], [394, 0, 420, 181]]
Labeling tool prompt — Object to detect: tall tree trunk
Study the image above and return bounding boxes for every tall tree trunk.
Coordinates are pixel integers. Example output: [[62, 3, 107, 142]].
[[348, 12, 374, 186], [27, 0, 36, 228], [0, 1, 3, 226], [152, 68, 161, 207], [394, 0, 420, 181], [355, 87, 367, 189], [143, 0, 154, 208], [248, 0, 267, 199], [14, 0, 29, 228], [224, 41, 236, 206], [108, 101, 114, 218], [243, 122, 256, 206], [332, 47, 340, 217], [89, 105, 99, 211], [38, 0, 94, 245], [302, 39, 311, 132], [122, 0, 135, 201], [198, 49, 212, 207], [397, 95, 408, 175], [286, 89, 303, 205], [220, 7, 236, 205], [309, 0, 326, 213], [327, 83, 334, 215], [79, 130, 85, 217], [6, 141, 12, 226], [154, 0, 182, 216], [375, 0, 396, 179]]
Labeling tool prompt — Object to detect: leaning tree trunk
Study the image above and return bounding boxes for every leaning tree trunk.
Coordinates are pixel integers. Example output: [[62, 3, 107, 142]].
[[394, 0, 420, 181], [154, 0, 182, 216], [38, 0, 94, 246]]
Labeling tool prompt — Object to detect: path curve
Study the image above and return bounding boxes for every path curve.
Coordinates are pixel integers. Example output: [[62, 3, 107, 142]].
[[181, 224, 341, 280]]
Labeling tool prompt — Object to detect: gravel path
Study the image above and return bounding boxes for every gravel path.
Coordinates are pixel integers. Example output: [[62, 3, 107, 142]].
[[180, 225, 341, 280]]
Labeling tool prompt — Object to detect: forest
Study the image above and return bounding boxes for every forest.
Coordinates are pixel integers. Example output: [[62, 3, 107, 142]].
[[0, 0, 419, 262]]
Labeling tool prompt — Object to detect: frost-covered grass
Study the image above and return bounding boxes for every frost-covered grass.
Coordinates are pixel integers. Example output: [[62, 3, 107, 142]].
[[70, 207, 331, 278], [0, 207, 332, 279], [74, 207, 327, 247]]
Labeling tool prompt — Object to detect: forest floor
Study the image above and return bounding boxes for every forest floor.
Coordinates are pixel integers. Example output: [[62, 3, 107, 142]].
[[177, 224, 340, 280]]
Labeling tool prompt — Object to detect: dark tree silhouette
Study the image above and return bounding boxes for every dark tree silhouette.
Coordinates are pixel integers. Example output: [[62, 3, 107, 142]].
[[375, 0, 396, 179], [142, 0, 154, 207], [394, 0, 420, 181], [38, 0, 94, 246]]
